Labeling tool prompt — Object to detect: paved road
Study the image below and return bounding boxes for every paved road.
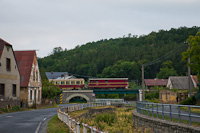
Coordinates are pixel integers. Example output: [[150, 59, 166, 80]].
[[0, 104, 72, 133]]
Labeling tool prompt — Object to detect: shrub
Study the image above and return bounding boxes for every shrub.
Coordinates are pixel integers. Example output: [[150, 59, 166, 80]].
[[0, 108, 9, 112], [95, 111, 116, 126], [11, 106, 20, 111], [145, 91, 159, 100], [180, 96, 196, 105]]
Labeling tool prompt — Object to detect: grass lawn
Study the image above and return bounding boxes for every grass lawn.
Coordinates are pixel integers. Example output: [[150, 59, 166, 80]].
[[47, 115, 70, 133]]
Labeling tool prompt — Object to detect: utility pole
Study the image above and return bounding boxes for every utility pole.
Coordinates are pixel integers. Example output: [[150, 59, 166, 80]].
[[188, 44, 191, 98], [142, 65, 145, 101]]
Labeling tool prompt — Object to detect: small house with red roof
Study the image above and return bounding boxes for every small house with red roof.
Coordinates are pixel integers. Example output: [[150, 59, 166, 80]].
[[0, 38, 20, 108], [144, 79, 168, 90], [14, 50, 42, 107]]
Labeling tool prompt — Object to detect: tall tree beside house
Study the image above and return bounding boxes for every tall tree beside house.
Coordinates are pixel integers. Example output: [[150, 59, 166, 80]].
[[156, 60, 178, 79], [42, 80, 61, 99], [40, 67, 61, 99], [182, 31, 200, 80]]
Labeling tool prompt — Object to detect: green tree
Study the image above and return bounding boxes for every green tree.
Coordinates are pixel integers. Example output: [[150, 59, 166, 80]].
[[182, 31, 200, 80], [42, 80, 61, 99], [156, 60, 178, 79], [40, 66, 61, 99], [52, 47, 63, 55], [101, 60, 140, 80]]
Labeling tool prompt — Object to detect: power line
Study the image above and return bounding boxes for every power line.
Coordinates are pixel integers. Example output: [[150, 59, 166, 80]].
[[143, 44, 187, 67]]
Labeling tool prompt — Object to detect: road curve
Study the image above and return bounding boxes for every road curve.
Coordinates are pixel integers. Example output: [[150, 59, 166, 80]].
[[0, 104, 72, 133]]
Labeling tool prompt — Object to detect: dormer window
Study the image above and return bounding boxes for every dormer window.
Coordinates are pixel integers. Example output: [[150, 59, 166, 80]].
[[6, 58, 11, 71]]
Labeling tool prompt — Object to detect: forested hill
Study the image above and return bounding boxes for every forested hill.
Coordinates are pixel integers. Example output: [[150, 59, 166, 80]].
[[38, 26, 199, 81]]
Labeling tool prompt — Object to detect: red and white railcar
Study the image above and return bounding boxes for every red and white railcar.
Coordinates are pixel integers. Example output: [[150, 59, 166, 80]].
[[88, 78, 129, 89]]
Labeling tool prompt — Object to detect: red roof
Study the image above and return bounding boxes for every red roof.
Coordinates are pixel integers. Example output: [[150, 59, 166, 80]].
[[144, 79, 168, 86], [14, 51, 36, 87], [0, 38, 12, 59]]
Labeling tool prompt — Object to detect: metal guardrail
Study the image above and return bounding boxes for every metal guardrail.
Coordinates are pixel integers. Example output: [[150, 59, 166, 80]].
[[57, 102, 136, 133], [57, 103, 108, 133], [136, 101, 200, 125]]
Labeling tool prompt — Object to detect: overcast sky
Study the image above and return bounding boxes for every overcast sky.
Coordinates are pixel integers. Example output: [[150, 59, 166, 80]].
[[0, 0, 199, 58]]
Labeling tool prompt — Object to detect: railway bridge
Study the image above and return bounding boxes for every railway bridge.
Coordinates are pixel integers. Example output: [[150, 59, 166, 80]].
[[60, 89, 141, 103]]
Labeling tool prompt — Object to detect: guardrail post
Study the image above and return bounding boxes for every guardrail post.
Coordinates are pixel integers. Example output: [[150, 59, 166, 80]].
[[136, 102, 138, 113], [162, 104, 164, 120], [76, 122, 80, 133], [92, 127, 97, 133], [178, 105, 181, 123], [188, 106, 191, 125], [69, 118, 72, 129], [147, 104, 149, 116], [72, 119, 75, 132], [67, 115, 70, 126], [66, 113, 68, 125], [82, 123, 87, 133], [156, 104, 158, 118], [63, 112, 66, 123], [169, 105, 172, 121], [152, 103, 153, 117]]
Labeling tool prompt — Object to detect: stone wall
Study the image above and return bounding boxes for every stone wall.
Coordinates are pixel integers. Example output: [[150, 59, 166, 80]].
[[0, 100, 20, 108], [132, 110, 200, 133]]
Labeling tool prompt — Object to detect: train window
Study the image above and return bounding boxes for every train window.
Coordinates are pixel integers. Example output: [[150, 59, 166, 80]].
[[56, 81, 60, 85], [61, 81, 65, 85], [66, 81, 70, 85], [105, 80, 108, 83], [96, 81, 98, 83], [76, 81, 80, 85], [71, 81, 75, 85]]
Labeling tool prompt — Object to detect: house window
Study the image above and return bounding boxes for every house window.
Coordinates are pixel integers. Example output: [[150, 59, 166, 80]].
[[13, 84, 16, 97], [61, 81, 65, 85], [6, 45, 10, 51], [36, 71, 38, 81], [30, 90, 32, 100], [76, 81, 80, 85], [6, 58, 11, 71], [33, 71, 35, 81], [71, 81, 75, 85], [66, 81, 70, 85], [0, 84, 5, 96]]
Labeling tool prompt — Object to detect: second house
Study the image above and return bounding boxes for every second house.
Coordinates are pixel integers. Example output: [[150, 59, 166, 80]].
[[14, 50, 42, 107]]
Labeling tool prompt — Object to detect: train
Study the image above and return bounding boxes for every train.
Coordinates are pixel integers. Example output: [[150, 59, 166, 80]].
[[88, 78, 129, 89]]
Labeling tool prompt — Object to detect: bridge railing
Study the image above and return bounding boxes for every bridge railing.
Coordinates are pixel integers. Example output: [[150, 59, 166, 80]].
[[57, 103, 108, 133], [136, 101, 200, 125]]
